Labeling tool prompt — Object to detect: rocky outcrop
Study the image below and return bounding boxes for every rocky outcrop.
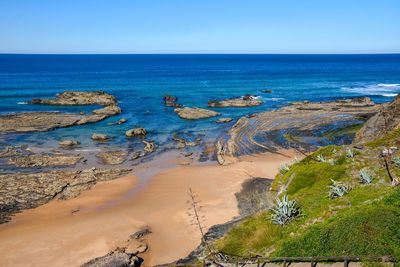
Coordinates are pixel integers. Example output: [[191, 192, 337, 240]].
[[142, 141, 155, 154], [208, 95, 263, 108], [354, 95, 400, 143], [96, 150, 128, 165], [59, 140, 80, 147], [0, 168, 131, 223], [173, 135, 201, 149], [0, 146, 29, 158], [92, 105, 121, 116], [109, 118, 128, 125], [163, 95, 182, 108], [216, 97, 380, 165], [261, 89, 272, 93], [125, 128, 147, 137], [7, 153, 82, 168], [174, 107, 220, 120], [91, 133, 111, 141], [30, 91, 117, 106], [0, 112, 111, 133], [216, 117, 233, 123]]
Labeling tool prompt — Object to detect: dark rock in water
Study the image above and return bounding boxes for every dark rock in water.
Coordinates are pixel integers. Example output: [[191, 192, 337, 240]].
[[354, 95, 400, 143], [59, 140, 80, 147], [125, 128, 147, 137], [92, 133, 110, 141], [96, 150, 128, 165], [172, 134, 202, 149], [216, 117, 233, 123], [0, 112, 111, 133], [118, 118, 128, 124], [261, 89, 273, 93], [7, 153, 82, 168], [0, 168, 131, 224], [143, 140, 155, 154], [235, 177, 274, 216], [208, 95, 263, 108], [163, 95, 182, 108], [30, 91, 117, 106], [130, 227, 152, 240], [174, 107, 220, 120]]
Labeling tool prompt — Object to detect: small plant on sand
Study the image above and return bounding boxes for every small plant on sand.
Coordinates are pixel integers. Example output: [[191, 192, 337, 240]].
[[359, 169, 373, 184], [271, 195, 301, 225], [328, 179, 351, 199], [279, 164, 290, 174], [392, 157, 400, 168], [346, 148, 354, 158]]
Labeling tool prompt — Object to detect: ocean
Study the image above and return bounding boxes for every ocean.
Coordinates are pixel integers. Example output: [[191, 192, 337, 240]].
[[1, 54, 400, 153]]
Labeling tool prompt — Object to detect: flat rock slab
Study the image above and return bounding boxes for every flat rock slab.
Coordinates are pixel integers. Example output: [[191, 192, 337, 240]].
[[208, 96, 263, 108], [96, 150, 128, 165], [0, 168, 131, 224], [174, 107, 220, 120], [7, 153, 82, 168], [30, 91, 117, 106], [0, 112, 108, 133]]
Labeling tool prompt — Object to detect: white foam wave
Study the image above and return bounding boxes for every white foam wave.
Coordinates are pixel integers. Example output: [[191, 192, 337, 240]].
[[341, 83, 400, 97], [17, 101, 28, 105], [265, 97, 285, 101]]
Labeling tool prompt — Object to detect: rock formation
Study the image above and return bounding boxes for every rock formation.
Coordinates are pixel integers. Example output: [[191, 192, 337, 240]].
[[163, 95, 182, 107], [174, 107, 220, 120], [126, 128, 147, 137], [30, 91, 117, 106], [208, 95, 263, 108]]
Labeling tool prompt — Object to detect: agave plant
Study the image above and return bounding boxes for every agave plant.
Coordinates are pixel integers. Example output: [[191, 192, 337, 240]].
[[346, 149, 354, 158], [316, 155, 335, 165], [328, 179, 351, 199], [279, 164, 290, 174], [359, 169, 373, 184], [392, 157, 400, 168], [270, 195, 301, 225]]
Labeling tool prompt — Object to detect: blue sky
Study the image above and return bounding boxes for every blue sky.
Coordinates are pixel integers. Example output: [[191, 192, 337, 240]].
[[0, 0, 399, 54]]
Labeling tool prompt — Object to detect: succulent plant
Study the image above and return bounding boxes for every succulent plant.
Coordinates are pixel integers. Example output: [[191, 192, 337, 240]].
[[270, 195, 301, 225], [328, 179, 351, 199], [392, 157, 400, 168], [279, 164, 290, 174], [359, 169, 373, 184], [346, 149, 354, 158], [316, 155, 335, 165]]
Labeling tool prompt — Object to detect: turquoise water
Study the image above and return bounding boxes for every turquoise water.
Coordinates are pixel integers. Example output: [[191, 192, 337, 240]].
[[0, 54, 399, 152]]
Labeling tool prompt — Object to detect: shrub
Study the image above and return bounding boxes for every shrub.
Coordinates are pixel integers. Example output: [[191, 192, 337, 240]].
[[328, 179, 351, 198], [392, 157, 400, 168], [271, 195, 301, 225], [279, 164, 290, 174], [359, 169, 373, 184], [346, 148, 354, 158]]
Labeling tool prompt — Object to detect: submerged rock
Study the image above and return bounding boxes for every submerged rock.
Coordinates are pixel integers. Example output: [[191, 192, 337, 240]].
[[174, 107, 220, 120], [30, 91, 117, 106], [163, 95, 182, 108], [96, 150, 128, 165], [59, 140, 80, 147], [92, 105, 121, 116], [91, 133, 110, 141], [216, 117, 233, 123], [208, 95, 263, 108], [126, 128, 147, 137], [261, 89, 273, 93]]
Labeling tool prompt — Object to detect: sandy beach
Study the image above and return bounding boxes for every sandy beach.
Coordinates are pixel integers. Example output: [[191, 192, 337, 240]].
[[0, 150, 296, 267]]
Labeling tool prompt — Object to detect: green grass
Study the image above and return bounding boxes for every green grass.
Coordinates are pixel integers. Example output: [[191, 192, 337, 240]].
[[366, 129, 400, 148], [216, 130, 400, 259], [324, 124, 364, 141]]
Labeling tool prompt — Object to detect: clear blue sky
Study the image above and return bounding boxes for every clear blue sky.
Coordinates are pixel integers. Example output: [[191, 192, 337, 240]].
[[0, 0, 399, 54]]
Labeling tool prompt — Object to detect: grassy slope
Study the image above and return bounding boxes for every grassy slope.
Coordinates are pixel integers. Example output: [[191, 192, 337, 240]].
[[216, 129, 400, 259]]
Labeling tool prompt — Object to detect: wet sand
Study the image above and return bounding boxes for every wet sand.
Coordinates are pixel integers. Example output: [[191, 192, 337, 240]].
[[0, 150, 297, 267]]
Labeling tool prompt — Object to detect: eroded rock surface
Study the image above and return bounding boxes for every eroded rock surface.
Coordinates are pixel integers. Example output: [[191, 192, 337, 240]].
[[30, 91, 117, 106], [163, 95, 182, 108], [216, 117, 233, 123], [92, 105, 121, 116], [174, 107, 220, 120], [96, 150, 128, 165], [354, 95, 400, 143], [0, 168, 131, 224], [92, 133, 111, 141], [217, 97, 380, 165], [7, 153, 82, 168], [59, 140, 80, 147], [208, 95, 263, 108], [126, 128, 147, 137]]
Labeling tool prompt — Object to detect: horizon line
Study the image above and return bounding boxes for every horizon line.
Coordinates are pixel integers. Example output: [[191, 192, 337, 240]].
[[1, 52, 400, 55]]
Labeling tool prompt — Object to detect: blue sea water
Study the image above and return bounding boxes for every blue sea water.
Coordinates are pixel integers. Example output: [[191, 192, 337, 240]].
[[0, 54, 400, 152]]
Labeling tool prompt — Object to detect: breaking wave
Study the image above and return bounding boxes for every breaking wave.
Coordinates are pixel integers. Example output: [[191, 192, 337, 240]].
[[341, 83, 400, 97]]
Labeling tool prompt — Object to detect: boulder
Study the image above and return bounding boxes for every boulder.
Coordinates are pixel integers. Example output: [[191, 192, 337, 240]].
[[216, 117, 233, 123], [143, 140, 155, 154], [59, 140, 80, 147], [117, 118, 127, 124], [208, 95, 263, 108], [91, 133, 110, 141], [126, 128, 147, 137], [174, 107, 220, 120]]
